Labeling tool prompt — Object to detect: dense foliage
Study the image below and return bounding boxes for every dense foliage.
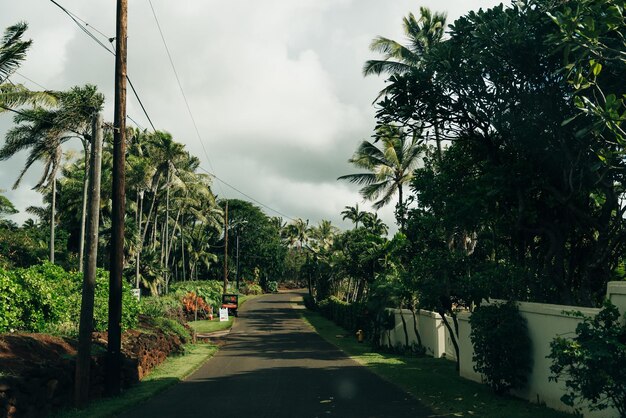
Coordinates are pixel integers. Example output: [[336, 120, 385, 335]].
[[470, 302, 532, 394], [0, 263, 140, 334], [548, 302, 626, 416]]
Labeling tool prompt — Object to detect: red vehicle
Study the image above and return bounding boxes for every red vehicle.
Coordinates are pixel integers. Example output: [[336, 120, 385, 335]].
[[221, 293, 239, 317]]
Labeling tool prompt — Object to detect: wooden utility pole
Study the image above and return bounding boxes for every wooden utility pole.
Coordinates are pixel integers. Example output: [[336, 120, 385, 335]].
[[107, 0, 127, 397], [223, 201, 228, 293], [75, 113, 103, 407]]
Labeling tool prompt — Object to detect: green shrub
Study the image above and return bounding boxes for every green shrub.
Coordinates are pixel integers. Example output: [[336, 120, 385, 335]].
[[140, 295, 183, 319], [151, 317, 192, 343], [241, 283, 263, 295], [0, 263, 140, 334], [0, 269, 26, 331], [548, 301, 626, 417], [303, 294, 316, 310], [470, 301, 531, 394], [266, 281, 278, 293], [317, 296, 366, 332], [170, 280, 223, 310]]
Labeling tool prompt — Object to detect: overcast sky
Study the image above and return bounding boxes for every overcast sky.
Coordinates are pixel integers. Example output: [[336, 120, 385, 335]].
[[0, 0, 505, 233]]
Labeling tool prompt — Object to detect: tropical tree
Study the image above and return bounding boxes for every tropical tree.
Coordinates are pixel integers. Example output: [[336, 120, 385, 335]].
[[0, 22, 55, 111], [340, 204, 367, 229], [338, 124, 423, 229], [364, 7, 447, 157]]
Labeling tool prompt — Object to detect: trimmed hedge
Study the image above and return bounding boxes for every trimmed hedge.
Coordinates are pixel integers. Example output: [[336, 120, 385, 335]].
[[317, 296, 367, 332]]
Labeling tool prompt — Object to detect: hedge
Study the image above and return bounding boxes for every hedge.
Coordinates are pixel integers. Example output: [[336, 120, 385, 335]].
[[317, 296, 367, 332]]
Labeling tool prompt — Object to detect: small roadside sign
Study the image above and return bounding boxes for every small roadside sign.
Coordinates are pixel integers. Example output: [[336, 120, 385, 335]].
[[131, 288, 141, 301], [219, 307, 229, 322]]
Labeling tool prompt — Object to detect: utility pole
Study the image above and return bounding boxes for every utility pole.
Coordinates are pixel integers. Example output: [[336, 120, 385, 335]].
[[223, 201, 228, 293], [236, 233, 240, 291], [75, 113, 103, 407], [107, 0, 127, 397]]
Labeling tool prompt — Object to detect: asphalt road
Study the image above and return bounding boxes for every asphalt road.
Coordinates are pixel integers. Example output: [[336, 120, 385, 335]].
[[117, 291, 433, 418]]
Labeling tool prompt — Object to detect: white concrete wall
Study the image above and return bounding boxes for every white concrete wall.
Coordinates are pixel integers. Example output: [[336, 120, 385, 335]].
[[381, 309, 446, 358], [458, 281, 626, 418], [385, 281, 626, 417]]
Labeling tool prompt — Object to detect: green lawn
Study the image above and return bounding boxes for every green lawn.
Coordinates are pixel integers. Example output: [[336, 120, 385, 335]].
[[187, 294, 258, 334], [302, 311, 574, 418], [188, 317, 233, 334], [54, 343, 218, 418]]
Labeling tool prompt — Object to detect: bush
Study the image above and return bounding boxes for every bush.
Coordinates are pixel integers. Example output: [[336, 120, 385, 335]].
[[150, 316, 192, 343], [470, 301, 532, 394], [266, 281, 278, 293], [0, 263, 140, 334], [548, 301, 626, 417], [140, 295, 184, 320], [303, 294, 316, 310], [317, 296, 367, 332], [170, 280, 223, 311], [241, 283, 263, 295]]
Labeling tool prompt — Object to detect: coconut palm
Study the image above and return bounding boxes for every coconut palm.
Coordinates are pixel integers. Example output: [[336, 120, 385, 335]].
[[362, 212, 389, 236], [341, 204, 367, 229], [338, 125, 423, 229], [363, 7, 447, 158], [310, 219, 339, 252], [0, 22, 56, 111], [363, 7, 447, 78]]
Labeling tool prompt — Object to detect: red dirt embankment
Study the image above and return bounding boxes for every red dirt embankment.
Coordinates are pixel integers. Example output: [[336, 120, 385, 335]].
[[0, 317, 192, 418]]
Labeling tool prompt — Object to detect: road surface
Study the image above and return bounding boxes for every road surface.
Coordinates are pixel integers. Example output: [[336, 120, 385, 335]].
[[118, 291, 432, 418]]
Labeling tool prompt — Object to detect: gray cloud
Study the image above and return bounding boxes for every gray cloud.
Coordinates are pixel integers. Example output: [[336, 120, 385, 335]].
[[0, 0, 505, 233]]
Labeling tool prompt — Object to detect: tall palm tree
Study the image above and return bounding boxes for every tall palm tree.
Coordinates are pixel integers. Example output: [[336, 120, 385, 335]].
[[310, 219, 339, 252], [0, 22, 56, 111], [362, 212, 389, 236], [363, 7, 447, 77], [0, 107, 63, 262], [338, 125, 423, 229], [341, 204, 367, 229], [363, 7, 447, 158]]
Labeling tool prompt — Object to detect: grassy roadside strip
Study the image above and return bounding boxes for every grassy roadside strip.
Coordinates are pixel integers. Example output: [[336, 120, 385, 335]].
[[301, 310, 573, 418], [188, 294, 259, 334], [55, 343, 218, 418]]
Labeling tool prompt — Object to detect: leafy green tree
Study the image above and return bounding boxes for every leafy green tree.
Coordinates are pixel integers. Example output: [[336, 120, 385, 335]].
[[549, 302, 626, 416]]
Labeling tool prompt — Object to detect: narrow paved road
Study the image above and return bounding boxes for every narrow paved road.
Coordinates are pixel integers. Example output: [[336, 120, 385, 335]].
[[118, 291, 432, 418]]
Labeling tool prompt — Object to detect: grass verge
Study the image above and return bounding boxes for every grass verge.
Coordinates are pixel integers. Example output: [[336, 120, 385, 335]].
[[302, 310, 573, 418], [54, 343, 218, 418], [187, 294, 258, 334]]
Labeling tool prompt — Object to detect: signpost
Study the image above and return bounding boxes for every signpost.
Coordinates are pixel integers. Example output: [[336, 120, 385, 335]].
[[219, 307, 229, 322]]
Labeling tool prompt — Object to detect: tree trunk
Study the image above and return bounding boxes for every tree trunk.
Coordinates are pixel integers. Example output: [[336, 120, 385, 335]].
[[409, 306, 423, 347], [50, 177, 56, 264], [164, 168, 170, 293], [399, 306, 409, 349], [135, 191, 143, 289], [75, 114, 103, 407], [439, 310, 460, 371]]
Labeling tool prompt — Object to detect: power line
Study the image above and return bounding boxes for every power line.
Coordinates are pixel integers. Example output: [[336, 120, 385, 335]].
[[13, 72, 48, 91], [49, 0, 156, 133], [197, 166, 296, 222], [48, 0, 296, 222], [146, 0, 224, 195], [49, 0, 115, 56]]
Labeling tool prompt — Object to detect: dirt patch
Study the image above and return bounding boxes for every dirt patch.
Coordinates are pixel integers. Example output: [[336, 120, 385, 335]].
[[0, 317, 191, 418]]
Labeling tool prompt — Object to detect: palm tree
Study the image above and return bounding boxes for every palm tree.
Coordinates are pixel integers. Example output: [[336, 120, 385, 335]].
[[0, 107, 64, 262], [338, 125, 423, 229], [310, 220, 339, 252], [363, 7, 447, 77], [362, 212, 389, 236], [0, 23, 56, 111], [363, 7, 447, 159], [341, 204, 367, 229]]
